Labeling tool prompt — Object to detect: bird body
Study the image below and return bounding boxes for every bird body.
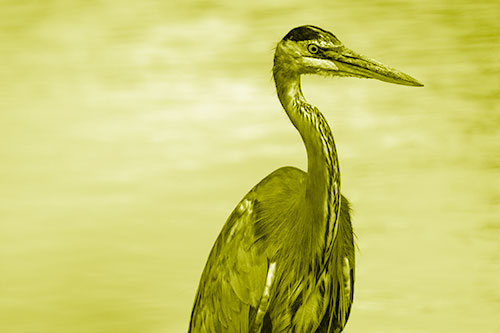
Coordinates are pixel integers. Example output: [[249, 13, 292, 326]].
[[190, 166, 354, 332], [189, 25, 422, 332]]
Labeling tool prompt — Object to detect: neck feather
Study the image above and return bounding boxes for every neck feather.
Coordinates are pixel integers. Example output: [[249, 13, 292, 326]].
[[273, 62, 341, 253]]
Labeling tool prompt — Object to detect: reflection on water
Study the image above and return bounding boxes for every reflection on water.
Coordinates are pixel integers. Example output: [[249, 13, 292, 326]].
[[1, 1, 499, 332]]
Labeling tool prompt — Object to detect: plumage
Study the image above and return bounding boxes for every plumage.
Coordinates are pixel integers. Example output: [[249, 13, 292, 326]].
[[190, 168, 353, 332], [189, 25, 422, 332]]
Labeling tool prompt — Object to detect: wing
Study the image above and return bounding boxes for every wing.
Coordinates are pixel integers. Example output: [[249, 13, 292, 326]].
[[189, 167, 306, 332], [188, 191, 269, 332]]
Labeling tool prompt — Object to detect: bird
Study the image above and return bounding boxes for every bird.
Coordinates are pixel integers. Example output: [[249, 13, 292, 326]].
[[188, 25, 423, 333]]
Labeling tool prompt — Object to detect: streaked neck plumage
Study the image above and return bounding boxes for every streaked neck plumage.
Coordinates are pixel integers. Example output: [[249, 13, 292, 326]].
[[273, 55, 341, 256]]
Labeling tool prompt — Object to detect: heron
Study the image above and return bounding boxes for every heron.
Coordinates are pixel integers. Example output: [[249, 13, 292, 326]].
[[189, 25, 423, 332]]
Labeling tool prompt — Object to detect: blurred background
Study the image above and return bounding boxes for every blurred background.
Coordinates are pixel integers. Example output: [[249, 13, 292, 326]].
[[1, 0, 499, 332]]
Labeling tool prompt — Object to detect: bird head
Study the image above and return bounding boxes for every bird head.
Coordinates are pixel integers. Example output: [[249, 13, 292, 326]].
[[274, 25, 423, 87]]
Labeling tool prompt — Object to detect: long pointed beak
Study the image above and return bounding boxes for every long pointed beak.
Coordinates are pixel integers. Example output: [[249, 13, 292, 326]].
[[326, 46, 424, 87]]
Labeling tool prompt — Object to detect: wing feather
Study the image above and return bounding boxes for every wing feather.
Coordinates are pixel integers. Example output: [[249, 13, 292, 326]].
[[189, 194, 268, 332]]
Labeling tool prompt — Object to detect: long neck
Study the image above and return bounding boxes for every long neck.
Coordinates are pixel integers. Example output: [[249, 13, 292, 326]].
[[273, 65, 342, 251]]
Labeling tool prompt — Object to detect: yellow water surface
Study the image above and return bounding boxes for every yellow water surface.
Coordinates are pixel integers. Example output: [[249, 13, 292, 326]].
[[1, 1, 499, 332]]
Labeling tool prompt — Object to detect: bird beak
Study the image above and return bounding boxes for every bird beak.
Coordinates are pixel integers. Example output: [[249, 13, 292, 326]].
[[325, 46, 424, 87]]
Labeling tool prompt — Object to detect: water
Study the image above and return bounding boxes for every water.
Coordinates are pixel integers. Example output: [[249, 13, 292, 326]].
[[1, 0, 499, 332]]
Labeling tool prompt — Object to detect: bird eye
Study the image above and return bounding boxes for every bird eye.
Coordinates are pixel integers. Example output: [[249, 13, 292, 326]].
[[308, 44, 319, 54]]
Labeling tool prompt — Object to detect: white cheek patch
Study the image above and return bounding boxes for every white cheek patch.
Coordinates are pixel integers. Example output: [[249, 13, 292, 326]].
[[304, 57, 338, 71]]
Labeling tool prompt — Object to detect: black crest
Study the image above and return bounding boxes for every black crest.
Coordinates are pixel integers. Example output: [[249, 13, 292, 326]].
[[284, 26, 321, 42], [283, 25, 339, 43]]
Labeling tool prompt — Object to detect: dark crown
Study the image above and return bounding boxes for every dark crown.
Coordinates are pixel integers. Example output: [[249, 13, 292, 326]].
[[283, 25, 339, 43]]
